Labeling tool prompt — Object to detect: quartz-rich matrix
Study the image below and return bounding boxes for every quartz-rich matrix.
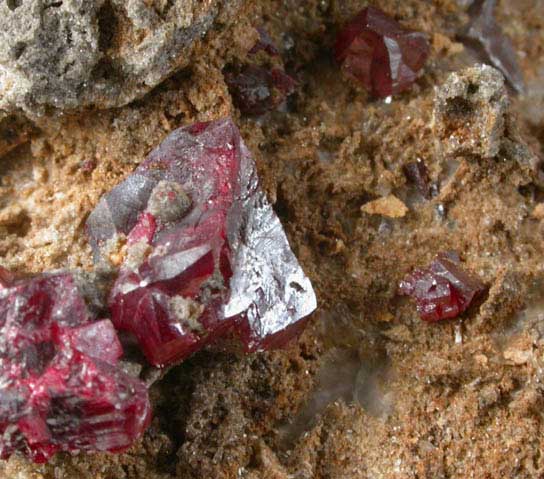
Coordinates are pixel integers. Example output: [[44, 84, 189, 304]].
[[0, 272, 151, 463], [86, 118, 317, 367], [334, 6, 430, 98], [399, 252, 486, 322], [0, 0, 242, 115]]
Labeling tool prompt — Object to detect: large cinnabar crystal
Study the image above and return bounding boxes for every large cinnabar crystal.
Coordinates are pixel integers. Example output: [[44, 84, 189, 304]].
[[86, 118, 317, 367], [335, 7, 430, 97]]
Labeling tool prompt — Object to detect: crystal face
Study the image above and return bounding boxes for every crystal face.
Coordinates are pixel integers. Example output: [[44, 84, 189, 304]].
[[461, 0, 524, 93], [0, 272, 151, 463], [399, 252, 486, 322], [86, 118, 317, 367], [334, 7, 430, 98]]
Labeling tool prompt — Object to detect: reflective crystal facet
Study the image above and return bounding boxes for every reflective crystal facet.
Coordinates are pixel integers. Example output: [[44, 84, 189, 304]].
[[399, 252, 486, 322], [461, 0, 524, 93], [86, 118, 317, 366], [0, 272, 151, 463], [335, 7, 430, 97]]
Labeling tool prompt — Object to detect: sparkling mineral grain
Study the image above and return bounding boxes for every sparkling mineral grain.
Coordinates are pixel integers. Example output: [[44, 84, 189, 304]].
[[86, 118, 317, 366], [399, 252, 486, 322], [0, 272, 151, 463], [334, 7, 430, 98]]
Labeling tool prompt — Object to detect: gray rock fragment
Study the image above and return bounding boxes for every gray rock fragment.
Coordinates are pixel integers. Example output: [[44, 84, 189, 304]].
[[433, 65, 543, 184], [0, 0, 240, 116], [433, 64, 508, 158]]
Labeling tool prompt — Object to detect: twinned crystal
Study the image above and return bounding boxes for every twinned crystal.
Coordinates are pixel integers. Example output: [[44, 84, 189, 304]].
[[335, 7, 430, 97], [86, 118, 317, 367], [0, 272, 151, 463], [399, 252, 486, 322]]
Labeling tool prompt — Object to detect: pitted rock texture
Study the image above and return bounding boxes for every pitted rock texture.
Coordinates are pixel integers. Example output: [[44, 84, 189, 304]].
[[0, 0, 241, 115], [433, 64, 508, 158]]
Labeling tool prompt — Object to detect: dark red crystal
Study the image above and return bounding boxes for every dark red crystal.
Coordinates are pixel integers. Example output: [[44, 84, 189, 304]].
[[399, 252, 486, 322], [334, 7, 430, 97], [86, 118, 316, 367], [404, 159, 432, 199], [0, 272, 151, 462], [225, 65, 296, 115]]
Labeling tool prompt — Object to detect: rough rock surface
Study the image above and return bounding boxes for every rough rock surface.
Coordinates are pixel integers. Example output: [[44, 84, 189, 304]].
[[433, 64, 508, 158], [0, 0, 241, 115]]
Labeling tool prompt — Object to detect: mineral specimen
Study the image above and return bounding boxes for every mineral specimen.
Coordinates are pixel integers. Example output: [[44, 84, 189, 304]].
[[0, 272, 151, 463], [225, 65, 296, 115], [460, 0, 524, 93], [334, 6, 430, 98], [399, 252, 486, 322], [86, 118, 317, 367]]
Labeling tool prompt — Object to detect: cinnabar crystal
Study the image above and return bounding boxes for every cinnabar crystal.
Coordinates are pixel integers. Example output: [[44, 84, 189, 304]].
[[225, 65, 295, 115], [399, 252, 486, 322], [335, 7, 430, 97], [0, 272, 151, 463], [86, 118, 316, 367]]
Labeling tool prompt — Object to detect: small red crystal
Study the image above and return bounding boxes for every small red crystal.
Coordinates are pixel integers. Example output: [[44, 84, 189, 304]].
[[0, 272, 151, 463], [225, 64, 296, 115], [399, 252, 486, 322], [86, 118, 316, 367], [334, 7, 430, 97]]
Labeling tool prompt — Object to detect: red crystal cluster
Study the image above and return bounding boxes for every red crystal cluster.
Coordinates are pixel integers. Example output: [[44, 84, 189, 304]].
[[335, 7, 430, 97], [0, 117, 316, 463], [86, 118, 316, 367], [399, 252, 486, 322], [0, 271, 151, 463]]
